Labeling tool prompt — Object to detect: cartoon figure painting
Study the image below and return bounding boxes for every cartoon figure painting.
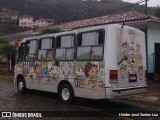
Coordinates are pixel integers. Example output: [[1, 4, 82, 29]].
[[34, 64, 43, 80], [120, 66, 126, 80], [138, 66, 144, 80], [46, 50, 53, 60], [121, 40, 129, 58], [27, 66, 36, 80], [42, 62, 50, 81], [85, 62, 98, 85], [60, 62, 73, 80], [15, 66, 23, 75], [74, 65, 84, 87], [75, 65, 84, 79], [50, 60, 60, 81]]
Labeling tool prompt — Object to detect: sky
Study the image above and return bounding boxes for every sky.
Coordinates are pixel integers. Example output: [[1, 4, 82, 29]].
[[122, 0, 160, 7]]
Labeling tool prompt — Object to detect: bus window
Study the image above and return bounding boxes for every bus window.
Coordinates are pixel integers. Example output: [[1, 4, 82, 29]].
[[77, 30, 104, 61], [24, 40, 37, 61], [55, 35, 75, 60], [38, 37, 54, 61], [29, 40, 36, 54]]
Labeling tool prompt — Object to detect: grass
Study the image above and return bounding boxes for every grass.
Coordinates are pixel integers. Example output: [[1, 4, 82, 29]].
[[0, 75, 13, 81], [0, 32, 5, 37], [0, 70, 14, 81]]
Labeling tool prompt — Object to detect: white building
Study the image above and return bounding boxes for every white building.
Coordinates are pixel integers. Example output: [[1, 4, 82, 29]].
[[82, 0, 104, 1], [19, 16, 34, 28], [35, 19, 54, 28], [19, 16, 54, 28]]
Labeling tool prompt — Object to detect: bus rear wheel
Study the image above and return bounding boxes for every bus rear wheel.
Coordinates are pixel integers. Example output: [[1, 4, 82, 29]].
[[59, 84, 74, 104], [17, 78, 26, 94]]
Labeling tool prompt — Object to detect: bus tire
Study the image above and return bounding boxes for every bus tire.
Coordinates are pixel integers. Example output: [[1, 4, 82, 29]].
[[59, 84, 74, 104], [17, 77, 26, 94]]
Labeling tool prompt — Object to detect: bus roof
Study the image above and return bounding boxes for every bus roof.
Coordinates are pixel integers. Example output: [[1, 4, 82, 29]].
[[21, 24, 144, 43]]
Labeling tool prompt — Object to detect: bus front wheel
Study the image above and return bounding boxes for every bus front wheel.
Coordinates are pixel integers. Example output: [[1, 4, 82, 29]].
[[59, 84, 74, 104], [17, 78, 26, 94]]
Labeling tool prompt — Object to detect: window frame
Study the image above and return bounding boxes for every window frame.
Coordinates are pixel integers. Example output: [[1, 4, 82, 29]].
[[38, 37, 55, 61], [55, 34, 76, 61], [76, 29, 105, 61]]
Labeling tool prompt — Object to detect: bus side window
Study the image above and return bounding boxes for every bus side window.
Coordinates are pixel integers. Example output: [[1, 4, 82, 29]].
[[77, 30, 104, 61], [24, 40, 37, 61], [38, 37, 54, 61], [55, 35, 75, 61]]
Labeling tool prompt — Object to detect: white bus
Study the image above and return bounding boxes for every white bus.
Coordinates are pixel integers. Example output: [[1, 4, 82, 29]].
[[14, 24, 147, 104]]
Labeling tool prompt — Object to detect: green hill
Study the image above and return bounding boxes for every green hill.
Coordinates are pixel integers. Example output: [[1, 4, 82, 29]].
[[0, 0, 159, 23]]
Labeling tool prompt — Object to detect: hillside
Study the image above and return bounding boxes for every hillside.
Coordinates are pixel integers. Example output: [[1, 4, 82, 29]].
[[0, 0, 143, 23], [0, 0, 159, 23]]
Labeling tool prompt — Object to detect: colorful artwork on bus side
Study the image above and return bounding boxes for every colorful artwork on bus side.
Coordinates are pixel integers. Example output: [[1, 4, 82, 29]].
[[118, 29, 145, 81], [14, 62, 23, 75], [73, 61, 105, 89], [21, 60, 105, 89], [50, 60, 60, 81]]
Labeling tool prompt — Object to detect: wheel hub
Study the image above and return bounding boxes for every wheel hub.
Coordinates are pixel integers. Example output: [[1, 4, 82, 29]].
[[62, 88, 70, 100], [19, 82, 23, 91]]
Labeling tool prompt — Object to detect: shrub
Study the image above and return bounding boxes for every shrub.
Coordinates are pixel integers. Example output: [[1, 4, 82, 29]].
[[40, 27, 64, 35]]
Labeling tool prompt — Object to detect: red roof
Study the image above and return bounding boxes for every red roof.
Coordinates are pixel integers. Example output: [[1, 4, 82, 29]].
[[57, 10, 160, 30]]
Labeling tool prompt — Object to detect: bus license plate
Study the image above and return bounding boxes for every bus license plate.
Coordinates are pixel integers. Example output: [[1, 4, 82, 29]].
[[129, 74, 137, 82]]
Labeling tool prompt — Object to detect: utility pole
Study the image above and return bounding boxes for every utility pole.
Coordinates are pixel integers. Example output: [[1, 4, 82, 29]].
[[145, 0, 149, 79], [145, 0, 148, 14]]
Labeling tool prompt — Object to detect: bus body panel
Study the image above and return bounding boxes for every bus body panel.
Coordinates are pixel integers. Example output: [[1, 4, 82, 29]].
[[105, 25, 147, 99], [14, 24, 147, 100]]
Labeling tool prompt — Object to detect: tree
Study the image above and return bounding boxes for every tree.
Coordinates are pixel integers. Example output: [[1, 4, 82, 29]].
[[40, 27, 64, 35], [154, 6, 160, 17], [0, 43, 17, 66]]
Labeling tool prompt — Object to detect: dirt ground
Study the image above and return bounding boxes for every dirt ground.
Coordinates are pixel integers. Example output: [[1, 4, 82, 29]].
[[124, 80, 160, 105]]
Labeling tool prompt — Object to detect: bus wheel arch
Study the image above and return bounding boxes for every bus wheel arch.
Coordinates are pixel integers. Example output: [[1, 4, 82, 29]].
[[58, 80, 74, 104], [17, 74, 26, 94]]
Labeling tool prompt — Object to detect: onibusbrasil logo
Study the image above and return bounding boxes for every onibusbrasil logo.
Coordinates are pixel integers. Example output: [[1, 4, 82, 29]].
[[1, 112, 42, 118]]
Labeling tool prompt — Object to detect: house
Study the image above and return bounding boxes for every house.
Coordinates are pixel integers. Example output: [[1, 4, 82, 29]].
[[57, 10, 160, 80], [35, 19, 54, 28], [19, 15, 34, 28], [19, 16, 54, 28], [0, 11, 18, 33], [0, 12, 18, 23], [82, 0, 104, 1]]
